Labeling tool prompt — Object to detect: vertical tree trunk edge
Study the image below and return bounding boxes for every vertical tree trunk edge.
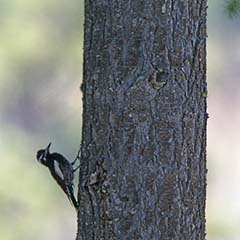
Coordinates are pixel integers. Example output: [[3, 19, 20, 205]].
[[77, 1, 207, 239]]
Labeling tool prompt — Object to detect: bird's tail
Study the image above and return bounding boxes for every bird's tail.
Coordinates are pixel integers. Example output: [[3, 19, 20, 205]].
[[66, 185, 78, 211]]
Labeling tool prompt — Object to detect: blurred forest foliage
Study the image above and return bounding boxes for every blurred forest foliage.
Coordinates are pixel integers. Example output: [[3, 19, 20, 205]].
[[225, 0, 240, 17], [0, 1, 83, 239], [0, 1, 240, 240]]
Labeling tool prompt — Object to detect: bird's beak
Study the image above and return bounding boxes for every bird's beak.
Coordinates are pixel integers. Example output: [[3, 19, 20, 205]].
[[46, 142, 51, 152]]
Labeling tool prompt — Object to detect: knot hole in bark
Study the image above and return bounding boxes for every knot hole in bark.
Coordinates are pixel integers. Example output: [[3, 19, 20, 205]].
[[148, 68, 168, 90]]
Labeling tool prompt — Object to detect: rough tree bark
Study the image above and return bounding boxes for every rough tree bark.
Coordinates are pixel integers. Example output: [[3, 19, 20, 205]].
[[77, 1, 207, 239]]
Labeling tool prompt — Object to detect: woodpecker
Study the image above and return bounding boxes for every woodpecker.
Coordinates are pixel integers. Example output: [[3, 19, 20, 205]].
[[36, 142, 80, 210]]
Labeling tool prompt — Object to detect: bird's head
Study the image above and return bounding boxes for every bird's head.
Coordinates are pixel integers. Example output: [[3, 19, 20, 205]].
[[36, 142, 51, 166]]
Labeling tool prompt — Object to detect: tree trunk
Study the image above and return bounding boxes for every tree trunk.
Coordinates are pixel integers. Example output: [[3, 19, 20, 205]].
[[77, 1, 207, 239]]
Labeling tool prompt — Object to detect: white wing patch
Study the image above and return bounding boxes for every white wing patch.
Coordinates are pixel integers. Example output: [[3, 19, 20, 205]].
[[54, 161, 64, 180]]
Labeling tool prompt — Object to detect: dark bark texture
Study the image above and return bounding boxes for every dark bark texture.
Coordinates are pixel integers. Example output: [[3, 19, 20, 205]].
[[77, 0, 207, 239]]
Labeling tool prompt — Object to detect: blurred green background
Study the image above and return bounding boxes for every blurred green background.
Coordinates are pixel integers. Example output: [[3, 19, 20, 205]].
[[0, 1, 239, 239]]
